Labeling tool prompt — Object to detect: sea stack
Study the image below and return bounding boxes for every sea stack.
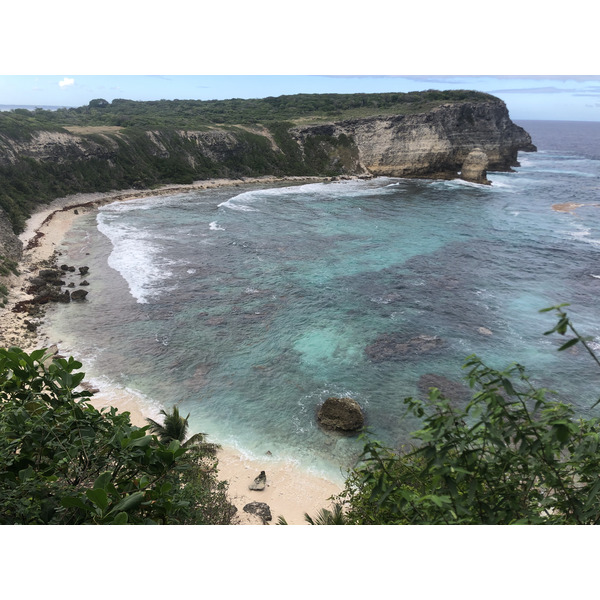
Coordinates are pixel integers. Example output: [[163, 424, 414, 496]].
[[461, 148, 491, 184]]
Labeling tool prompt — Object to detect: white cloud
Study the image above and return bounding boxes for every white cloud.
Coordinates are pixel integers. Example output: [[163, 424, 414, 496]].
[[59, 77, 74, 88]]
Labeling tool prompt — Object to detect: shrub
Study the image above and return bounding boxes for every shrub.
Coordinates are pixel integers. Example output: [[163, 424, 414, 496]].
[[336, 305, 600, 524], [0, 347, 233, 524]]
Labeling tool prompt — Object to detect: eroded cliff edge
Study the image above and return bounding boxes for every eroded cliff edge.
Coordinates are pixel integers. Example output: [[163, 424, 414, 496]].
[[0, 95, 535, 265]]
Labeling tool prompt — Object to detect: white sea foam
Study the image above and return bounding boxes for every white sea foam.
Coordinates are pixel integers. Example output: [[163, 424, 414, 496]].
[[217, 179, 399, 211], [209, 221, 225, 230], [437, 179, 492, 190], [528, 168, 597, 178], [489, 179, 512, 189], [517, 156, 535, 167], [569, 225, 600, 248], [97, 212, 172, 304], [100, 195, 174, 213]]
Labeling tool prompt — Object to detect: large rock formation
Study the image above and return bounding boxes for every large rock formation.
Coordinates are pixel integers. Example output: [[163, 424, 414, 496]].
[[317, 396, 365, 432], [291, 100, 535, 180], [248, 471, 267, 491]]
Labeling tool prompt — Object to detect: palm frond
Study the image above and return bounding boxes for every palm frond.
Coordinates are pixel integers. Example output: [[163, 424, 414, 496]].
[[183, 432, 221, 455], [305, 503, 347, 525], [146, 406, 190, 443]]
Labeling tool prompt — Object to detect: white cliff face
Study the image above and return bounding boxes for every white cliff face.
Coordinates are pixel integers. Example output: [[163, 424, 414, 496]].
[[350, 119, 455, 176], [0, 99, 535, 178], [0, 131, 115, 166], [291, 99, 535, 179]]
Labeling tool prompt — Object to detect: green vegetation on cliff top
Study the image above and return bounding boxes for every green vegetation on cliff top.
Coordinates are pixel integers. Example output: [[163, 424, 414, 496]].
[[0, 89, 497, 133]]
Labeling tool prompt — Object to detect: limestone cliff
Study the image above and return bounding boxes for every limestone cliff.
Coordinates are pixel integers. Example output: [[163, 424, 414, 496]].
[[290, 99, 535, 179]]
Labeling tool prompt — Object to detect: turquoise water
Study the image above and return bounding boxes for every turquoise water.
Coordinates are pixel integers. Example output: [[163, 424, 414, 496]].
[[45, 121, 600, 483]]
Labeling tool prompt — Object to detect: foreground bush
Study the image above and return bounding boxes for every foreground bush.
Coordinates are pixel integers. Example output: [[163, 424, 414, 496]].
[[335, 305, 600, 524], [0, 347, 233, 524]]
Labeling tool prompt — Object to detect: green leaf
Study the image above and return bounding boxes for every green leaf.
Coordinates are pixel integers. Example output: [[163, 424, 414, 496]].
[[18, 466, 34, 481], [93, 472, 111, 490], [502, 378, 516, 397], [86, 488, 109, 512], [539, 303, 570, 313], [110, 512, 129, 525], [554, 423, 570, 443], [558, 338, 579, 351], [61, 496, 91, 511], [110, 491, 144, 514], [127, 435, 153, 448], [29, 349, 46, 362]]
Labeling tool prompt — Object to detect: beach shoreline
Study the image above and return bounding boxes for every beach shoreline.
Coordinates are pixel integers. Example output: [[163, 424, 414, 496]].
[[0, 175, 346, 524]]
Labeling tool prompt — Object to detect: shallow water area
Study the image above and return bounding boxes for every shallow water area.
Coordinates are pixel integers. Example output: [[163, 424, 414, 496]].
[[44, 122, 600, 482]]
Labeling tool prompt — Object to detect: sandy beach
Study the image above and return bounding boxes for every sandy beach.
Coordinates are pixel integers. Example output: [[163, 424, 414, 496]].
[[0, 176, 345, 525]]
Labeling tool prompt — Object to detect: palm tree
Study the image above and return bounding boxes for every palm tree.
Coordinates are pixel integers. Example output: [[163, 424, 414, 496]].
[[304, 503, 348, 525], [277, 503, 348, 525], [146, 406, 220, 454]]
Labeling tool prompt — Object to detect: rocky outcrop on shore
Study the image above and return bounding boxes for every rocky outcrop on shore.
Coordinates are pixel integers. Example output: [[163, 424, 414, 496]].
[[460, 148, 491, 184]]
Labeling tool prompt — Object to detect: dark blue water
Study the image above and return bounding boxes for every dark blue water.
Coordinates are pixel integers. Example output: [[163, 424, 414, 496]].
[[46, 120, 600, 482]]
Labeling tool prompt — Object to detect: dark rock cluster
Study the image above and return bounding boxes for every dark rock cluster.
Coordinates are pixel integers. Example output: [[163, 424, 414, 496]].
[[365, 333, 444, 362], [26, 263, 90, 306], [243, 502, 272, 524]]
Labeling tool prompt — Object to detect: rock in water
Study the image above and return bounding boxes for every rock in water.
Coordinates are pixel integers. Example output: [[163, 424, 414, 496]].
[[243, 502, 272, 524], [70, 289, 88, 301], [461, 148, 491, 184], [317, 397, 364, 432], [249, 471, 267, 491], [417, 373, 472, 406], [365, 333, 444, 362]]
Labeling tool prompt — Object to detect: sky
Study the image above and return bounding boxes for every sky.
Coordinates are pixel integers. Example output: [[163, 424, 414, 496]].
[[1, 74, 600, 121]]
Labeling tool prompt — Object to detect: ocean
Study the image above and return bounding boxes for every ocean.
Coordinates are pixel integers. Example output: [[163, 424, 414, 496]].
[[44, 120, 600, 484]]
